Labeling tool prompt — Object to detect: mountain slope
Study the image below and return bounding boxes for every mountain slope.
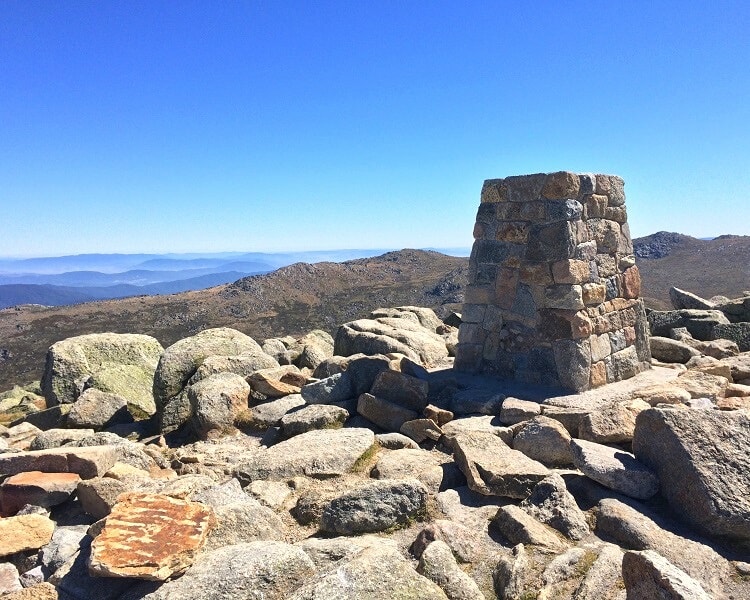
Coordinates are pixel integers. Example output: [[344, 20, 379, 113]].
[[634, 232, 750, 308], [0, 250, 466, 389]]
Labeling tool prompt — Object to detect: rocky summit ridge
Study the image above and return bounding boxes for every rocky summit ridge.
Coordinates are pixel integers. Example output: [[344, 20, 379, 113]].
[[0, 289, 750, 599]]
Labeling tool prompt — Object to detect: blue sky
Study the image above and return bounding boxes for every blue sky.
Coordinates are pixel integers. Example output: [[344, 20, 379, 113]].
[[1, 1, 749, 257]]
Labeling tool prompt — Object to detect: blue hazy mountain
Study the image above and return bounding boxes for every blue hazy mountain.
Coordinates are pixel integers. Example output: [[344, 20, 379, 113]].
[[0, 248, 471, 309]]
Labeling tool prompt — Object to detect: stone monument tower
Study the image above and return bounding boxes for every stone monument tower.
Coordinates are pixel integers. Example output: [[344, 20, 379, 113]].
[[454, 172, 651, 391]]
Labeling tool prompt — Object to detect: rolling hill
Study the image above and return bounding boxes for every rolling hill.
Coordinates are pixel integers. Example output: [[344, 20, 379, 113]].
[[0, 234, 747, 391]]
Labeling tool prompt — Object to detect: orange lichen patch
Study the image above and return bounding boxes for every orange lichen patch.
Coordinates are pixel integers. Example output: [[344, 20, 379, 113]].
[[4, 471, 81, 486], [0, 471, 82, 516], [88, 492, 215, 581]]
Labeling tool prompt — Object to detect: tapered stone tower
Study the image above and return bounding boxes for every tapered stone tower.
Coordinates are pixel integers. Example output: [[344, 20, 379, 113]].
[[454, 171, 651, 391]]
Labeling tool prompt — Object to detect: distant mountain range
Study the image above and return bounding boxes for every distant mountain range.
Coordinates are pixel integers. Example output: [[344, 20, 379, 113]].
[[0, 233, 746, 389], [0, 248, 471, 310]]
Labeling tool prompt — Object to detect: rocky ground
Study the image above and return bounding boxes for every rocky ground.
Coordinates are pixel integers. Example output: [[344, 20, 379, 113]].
[[0, 298, 749, 599]]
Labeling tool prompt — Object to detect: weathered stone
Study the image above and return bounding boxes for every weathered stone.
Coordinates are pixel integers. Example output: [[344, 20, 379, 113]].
[[0, 471, 80, 516], [184, 373, 250, 437], [41, 524, 89, 574], [649, 337, 700, 363], [246, 371, 301, 398], [493, 544, 532, 600], [153, 328, 264, 430], [622, 550, 712, 600], [570, 439, 658, 499], [633, 407, 750, 542], [320, 479, 428, 535], [3, 422, 42, 450], [669, 287, 715, 310], [441, 416, 513, 445], [2, 583, 57, 600], [0, 563, 22, 595], [89, 492, 215, 580], [67, 388, 132, 430], [289, 540, 448, 600], [344, 354, 392, 396], [520, 473, 589, 540], [247, 393, 306, 429], [418, 540, 486, 600], [512, 416, 573, 466], [370, 369, 429, 411], [499, 397, 541, 425], [0, 513, 55, 557], [594, 499, 731, 596], [235, 427, 375, 482], [492, 505, 567, 552], [632, 383, 691, 406], [300, 371, 353, 404], [424, 404, 454, 426], [400, 418, 442, 443], [334, 317, 449, 367], [190, 352, 280, 383], [451, 431, 549, 498], [578, 399, 650, 444], [357, 393, 418, 432], [42, 333, 163, 408], [0, 445, 118, 479], [205, 497, 286, 550], [573, 544, 625, 600], [279, 404, 348, 438], [375, 432, 419, 449], [143, 541, 316, 600], [374, 448, 460, 493], [672, 369, 729, 399], [554, 338, 592, 392]]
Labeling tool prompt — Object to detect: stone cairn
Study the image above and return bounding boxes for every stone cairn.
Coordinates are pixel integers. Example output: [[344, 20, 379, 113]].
[[454, 171, 651, 391]]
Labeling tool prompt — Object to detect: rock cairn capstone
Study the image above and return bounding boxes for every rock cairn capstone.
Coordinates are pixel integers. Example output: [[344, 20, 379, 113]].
[[455, 171, 651, 391]]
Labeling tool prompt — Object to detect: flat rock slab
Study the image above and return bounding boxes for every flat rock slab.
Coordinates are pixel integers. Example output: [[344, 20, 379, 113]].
[[492, 505, 567, 553], [450, 431, 549, 498], [622, 550, 712, 600], [142, 541, 316, 600], [0, 513, 55, 557], [570, 439, 658, 500], [0, 471, 81, 516], [235, 427, 375, 482], [0, 446, 118, 479], [288, 542, 449, 600], [633, 407, 750, 542], [89, 492, 215, 580]]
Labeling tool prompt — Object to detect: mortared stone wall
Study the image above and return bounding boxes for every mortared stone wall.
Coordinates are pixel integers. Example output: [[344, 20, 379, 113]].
[[454, 171, 651, 391]]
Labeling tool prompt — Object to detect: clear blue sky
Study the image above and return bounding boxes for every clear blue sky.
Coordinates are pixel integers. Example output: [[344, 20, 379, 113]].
[[1, 1, 749, 257]]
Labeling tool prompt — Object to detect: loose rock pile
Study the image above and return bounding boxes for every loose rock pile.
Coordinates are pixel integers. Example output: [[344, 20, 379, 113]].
[[0, 303, 749, 599]]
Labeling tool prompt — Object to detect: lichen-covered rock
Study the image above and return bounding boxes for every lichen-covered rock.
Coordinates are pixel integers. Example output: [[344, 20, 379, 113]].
[[187, 372, 250, 437], [334, 317, 449, 367], [417, 540, 486, 600], [89, 492, 216, 580], [633, 407, 750, 543], [520, 473, 589, 540], [622, 550, 712, 599], [142, 541, 316, 600], [153, 328, 266, 431], [512, 416, 573, 466], [234, 427, 375, 482], [41, 333, 163, 409], [0, 513, 55, 557], [451, 431, 549, 498], [67, 388, 132, 430], [288, 541, 449, 600], [320, 479, 428, 535], [570, 439, 658, 500]]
